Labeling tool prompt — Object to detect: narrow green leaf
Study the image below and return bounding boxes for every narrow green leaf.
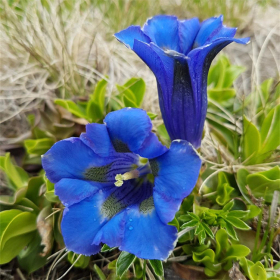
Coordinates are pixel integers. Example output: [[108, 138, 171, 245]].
[[101, 244, 116, 252], [195, 224, 204, 235], [93, 264, 106, 280], [223, 200, 235, 211], [116, 85, 138, 108], [226, 217, 251, 230], [116, 251, 136, 277], [24, 138, 55, 155], [123, 77, 146, 107], [149, 260, 163, 277], [87, 79, 108, 122], [202, 223, 214, 239], [55, 99, 87, 119], [260, 105, 280, 160], [181, 220, 199, 229], [168, 217, 180, 230], [224, 221, 238, 240], [0, 153, 29, 190], [227, 210, 249, 219], [242, 115, 261, 164], [147, 112, 158, 120]]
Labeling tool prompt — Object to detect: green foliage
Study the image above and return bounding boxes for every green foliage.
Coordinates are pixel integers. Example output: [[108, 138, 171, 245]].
[[0, 153, 29, 190], [180, 200, 254, 243], [208, 55, 245, 106], [192, 229, 250, 276], [149, 259, 164, 277], [237, 167, 280, 204], [113, 78, 146, 109], [240, 258, 280, 280], [67, 252, 90, 268], [0, 210, 37, 264], [116, 251, 136, 278]]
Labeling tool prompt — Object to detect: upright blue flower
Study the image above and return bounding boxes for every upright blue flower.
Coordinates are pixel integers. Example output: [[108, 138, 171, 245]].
[[42, 108, 201, 260], [115, 15, 250, 148]]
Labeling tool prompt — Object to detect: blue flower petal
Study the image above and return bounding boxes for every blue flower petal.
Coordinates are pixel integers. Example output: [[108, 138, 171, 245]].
[[42, 137, 137, 184], [55, 178, 100, 207], [207, 26, 237, 43], [42, 138, 103, 183], [193, 15, 224, 48], [187, 36, 249, 148], [61, 193, 109, 256], [143, 15, 180, 52], [104, 108, 162, 156], [132, 40, 176, 138], [134, 132, 168, 159], [119, 204, 177, 260], [178, 18, 200, 54], [153, 140, 201, 223], [93, 210, 127, 248], [114, 25, 151, 49], [80, 123, 116, 157]]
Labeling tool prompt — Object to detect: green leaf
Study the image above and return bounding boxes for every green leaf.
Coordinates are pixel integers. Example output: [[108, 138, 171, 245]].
[[123, 77, 146, 107], [224, 245, 250, 261], [0, 187, 27, 206], [94, 264, 106, 280], [216, 183, 235, 206], [87, 79, 108, 122], [0, 210, 37, 264], [193, 249, 215, 263], [223, 221, 238, 240], [227, 210, 249, 219], [260, 105, 280, 159], [55, 99, 88, 119], [225, 217, 251, 230], [260, 78, 273, 104], [223, 64, 245, 88], [116, 85, 138, 108], [249, 262, 267, 280], [181, 220, 199, 229], [147, 112, 157, 120], [198, 230, 207, 244], [67, 252, 90, 268], [223, 200, 235, 211], [168, 217, 180, 230], [0, 153, 29, 190], [247, 166, 280, 203], [24, 138, 55, 155], [242, 115, 261, 164], [44, 175, 60, 203], [17, 233, 48, 273], [202, 223, 214, 239], [157, 123, 170, 141], [101, 244, 116, 252], [245, 205, 261, 220], [215, 229, 230, 258], [208, 88, 236, 104], [116, 251, 136, 277], [236, 168, 252, 204], [149, 260, 163, 277]]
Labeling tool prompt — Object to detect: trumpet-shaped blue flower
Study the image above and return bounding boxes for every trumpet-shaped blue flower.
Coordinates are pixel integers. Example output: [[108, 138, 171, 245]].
[[115, 15, 250, 148], [42, 108, 201, 260]]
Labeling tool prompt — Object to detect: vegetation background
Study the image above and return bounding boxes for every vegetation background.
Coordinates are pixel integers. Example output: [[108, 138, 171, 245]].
[[0, 0, 279, 279]]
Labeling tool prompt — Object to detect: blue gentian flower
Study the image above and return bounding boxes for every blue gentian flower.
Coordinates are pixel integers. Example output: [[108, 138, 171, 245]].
[[42, 108, 201, 260], [115, 15, 250, 148]]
